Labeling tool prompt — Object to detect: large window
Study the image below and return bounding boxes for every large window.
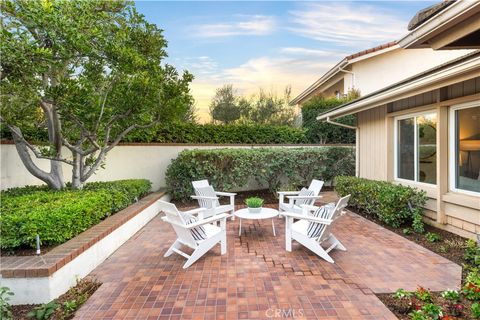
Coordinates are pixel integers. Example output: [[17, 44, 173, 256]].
[[395, 112, 437, 184], [450, 103, 480, 195]]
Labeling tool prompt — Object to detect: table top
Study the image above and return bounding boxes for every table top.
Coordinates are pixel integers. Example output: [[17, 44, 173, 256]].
[[234, 207, 279, 220]]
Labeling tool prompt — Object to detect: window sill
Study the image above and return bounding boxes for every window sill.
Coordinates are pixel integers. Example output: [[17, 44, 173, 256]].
[[443, 192, 480, 210]]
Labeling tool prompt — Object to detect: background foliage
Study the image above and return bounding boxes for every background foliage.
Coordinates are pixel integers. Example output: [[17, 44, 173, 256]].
[[0, 179, 151, 250], [335, 176, 427, 232], [166, 147, 355, 200], [124, 122, 308, 144], [301, 95, 357, 144]]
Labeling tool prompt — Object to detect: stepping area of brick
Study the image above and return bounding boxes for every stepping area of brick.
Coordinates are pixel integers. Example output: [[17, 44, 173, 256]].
[[74, 192, 461, 320]]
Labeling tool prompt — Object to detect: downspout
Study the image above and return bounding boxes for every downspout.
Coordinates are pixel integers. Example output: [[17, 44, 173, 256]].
[[326, 117, 360, 177], [338, 67, 355, 93]]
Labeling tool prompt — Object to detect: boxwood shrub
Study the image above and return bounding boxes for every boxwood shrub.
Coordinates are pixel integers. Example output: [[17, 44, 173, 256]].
[[166, 147, 355, 200], [0, 179, 151, 250], [335, 176, 427, 232]]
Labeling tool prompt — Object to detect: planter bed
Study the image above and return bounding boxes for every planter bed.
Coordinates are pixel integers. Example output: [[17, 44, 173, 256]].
[[1, 190, 167, 305]]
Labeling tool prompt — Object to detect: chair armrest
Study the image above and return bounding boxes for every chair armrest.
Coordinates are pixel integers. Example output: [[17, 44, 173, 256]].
[[277, 191, 301, 195], [282, 212, 332, 225], [215, 191, 237, 196], [184, 213, 230, 229], [191, 195, 219, 200], [286, 195, 322, 200]]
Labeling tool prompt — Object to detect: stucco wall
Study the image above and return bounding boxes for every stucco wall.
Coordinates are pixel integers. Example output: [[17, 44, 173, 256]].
[[1, 143, 335, 191], [351, 48, 469, 96]]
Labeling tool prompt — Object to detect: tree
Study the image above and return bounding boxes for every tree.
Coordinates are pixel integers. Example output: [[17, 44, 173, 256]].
[[0, 0, 194, 189], [244, 86, 296, 126], [209, 85, 241, 124]]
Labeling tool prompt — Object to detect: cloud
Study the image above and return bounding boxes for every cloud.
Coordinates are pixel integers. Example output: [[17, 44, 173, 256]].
[[288, 2, 407, 46], [194, 15, 276, 37], [185, 48, 343, 122]]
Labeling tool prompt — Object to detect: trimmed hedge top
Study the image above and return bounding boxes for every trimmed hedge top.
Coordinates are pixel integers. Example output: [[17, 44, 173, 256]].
[[0, 179, 152, 250], [166, 147, 355, 200]]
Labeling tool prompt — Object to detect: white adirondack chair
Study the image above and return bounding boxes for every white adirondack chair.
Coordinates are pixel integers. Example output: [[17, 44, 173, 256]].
[[284, 195, 350, 263], [158, 200, 228, 269], [191, 179, 236, 219], [278, 180, 324, 215]]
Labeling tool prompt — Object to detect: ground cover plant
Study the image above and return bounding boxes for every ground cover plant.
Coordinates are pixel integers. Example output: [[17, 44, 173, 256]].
[[0, 179, 151, 252], [166, 147, 354, 200], [10, 278, 101, 320]]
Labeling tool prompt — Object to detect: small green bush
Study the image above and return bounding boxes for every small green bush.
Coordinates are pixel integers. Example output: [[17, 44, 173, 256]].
[[166, 147, 355, 200], [335, 176, 427, 231], [465, 239, 480, 266], [245, 197, 264, 208], [425, 232, 441, 243], [0, 179, 151, 250]]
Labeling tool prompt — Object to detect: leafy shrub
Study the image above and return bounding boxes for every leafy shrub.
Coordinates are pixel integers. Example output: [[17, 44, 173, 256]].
[[301, 96, 356, 144], [393, 288, 413, 299], [425, 232, 441, 243], [0, 287, 14, 320], [245, 197, 264, 208], [166, 147, 355, 200], [335, 176, 427, 231], [465, 239, 480, 266], [124, 122, 308, 144], [463, 269, 480, 301], [472, 302, 480, 318], [441, 290, 460, 302], [415, 287, 433, 303], [27, 300, 59, 320], [0, 179, 151, 250]]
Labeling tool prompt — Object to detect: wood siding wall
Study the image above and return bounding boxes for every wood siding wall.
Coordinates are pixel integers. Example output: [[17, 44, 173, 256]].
[[356, 76, 480, 239], [357, 105, 388, 180]]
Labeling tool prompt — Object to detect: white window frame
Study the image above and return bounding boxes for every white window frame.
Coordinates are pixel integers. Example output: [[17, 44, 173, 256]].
[[449, 101, 480, 197], [394, 110, 437, 186]]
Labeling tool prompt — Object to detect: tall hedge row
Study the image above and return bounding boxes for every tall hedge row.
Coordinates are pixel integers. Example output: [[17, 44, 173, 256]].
[[301, 97, 356, 144], [1, 123, 309, 145], [166, 147, 355, 200], [0, 179, 152, 250]]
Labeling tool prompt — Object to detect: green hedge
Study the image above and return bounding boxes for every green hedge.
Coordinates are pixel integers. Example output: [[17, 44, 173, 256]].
[[124, 122, 308, 144], [0, 179, 151, 250], [335, 176, 427, 232], [166, 147, 355, 200], [1, 123, 308, 145], [301, 97, 356, 144]]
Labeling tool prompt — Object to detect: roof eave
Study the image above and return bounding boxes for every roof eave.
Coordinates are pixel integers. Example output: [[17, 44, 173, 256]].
[[316, 53, 480, 121]]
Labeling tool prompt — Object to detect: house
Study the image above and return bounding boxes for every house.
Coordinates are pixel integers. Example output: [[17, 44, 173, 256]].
[[291, 43, 471, 106], [317, 1, 480, 238]]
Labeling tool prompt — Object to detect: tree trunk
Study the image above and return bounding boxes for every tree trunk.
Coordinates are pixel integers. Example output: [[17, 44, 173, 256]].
[[71, 153, 84, 189], [11, 128, 66, 190]]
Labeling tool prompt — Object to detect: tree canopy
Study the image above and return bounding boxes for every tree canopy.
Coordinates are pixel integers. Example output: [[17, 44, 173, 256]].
[[0, 0, 194, 189]]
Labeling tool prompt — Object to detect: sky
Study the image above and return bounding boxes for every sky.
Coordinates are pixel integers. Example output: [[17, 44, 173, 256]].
[[135, 1, 436, 122]]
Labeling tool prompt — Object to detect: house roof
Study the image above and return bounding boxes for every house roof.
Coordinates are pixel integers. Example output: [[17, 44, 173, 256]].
[[316, 50, 480, 121], [290, 42, 399, 105], [407, 1, 455, 31], [399, 1, 480, 49]]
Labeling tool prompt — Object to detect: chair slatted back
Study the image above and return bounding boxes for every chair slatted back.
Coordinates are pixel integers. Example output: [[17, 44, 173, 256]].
[[318, 195, 350, 242], [305, 179, 324, 206], [192, 179, 209, 189], [158, 201, 197, 248]]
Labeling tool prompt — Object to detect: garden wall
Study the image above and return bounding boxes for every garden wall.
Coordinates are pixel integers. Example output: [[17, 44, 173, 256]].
[[0, 143, 353, 190]]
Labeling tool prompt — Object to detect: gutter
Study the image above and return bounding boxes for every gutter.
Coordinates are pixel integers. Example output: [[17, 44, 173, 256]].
[[326, 117, 356, 130]]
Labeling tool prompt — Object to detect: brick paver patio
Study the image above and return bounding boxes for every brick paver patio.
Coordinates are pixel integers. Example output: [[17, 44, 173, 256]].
[[74, 192, 461, 320]]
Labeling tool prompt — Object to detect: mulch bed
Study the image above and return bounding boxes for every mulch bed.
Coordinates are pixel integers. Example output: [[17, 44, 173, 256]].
[[377, 292, 475, 320], [11, 277, 101, 320]]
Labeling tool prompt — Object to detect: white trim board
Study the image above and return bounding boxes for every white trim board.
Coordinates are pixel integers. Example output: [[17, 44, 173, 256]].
[[2, 194, 170, 305]]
